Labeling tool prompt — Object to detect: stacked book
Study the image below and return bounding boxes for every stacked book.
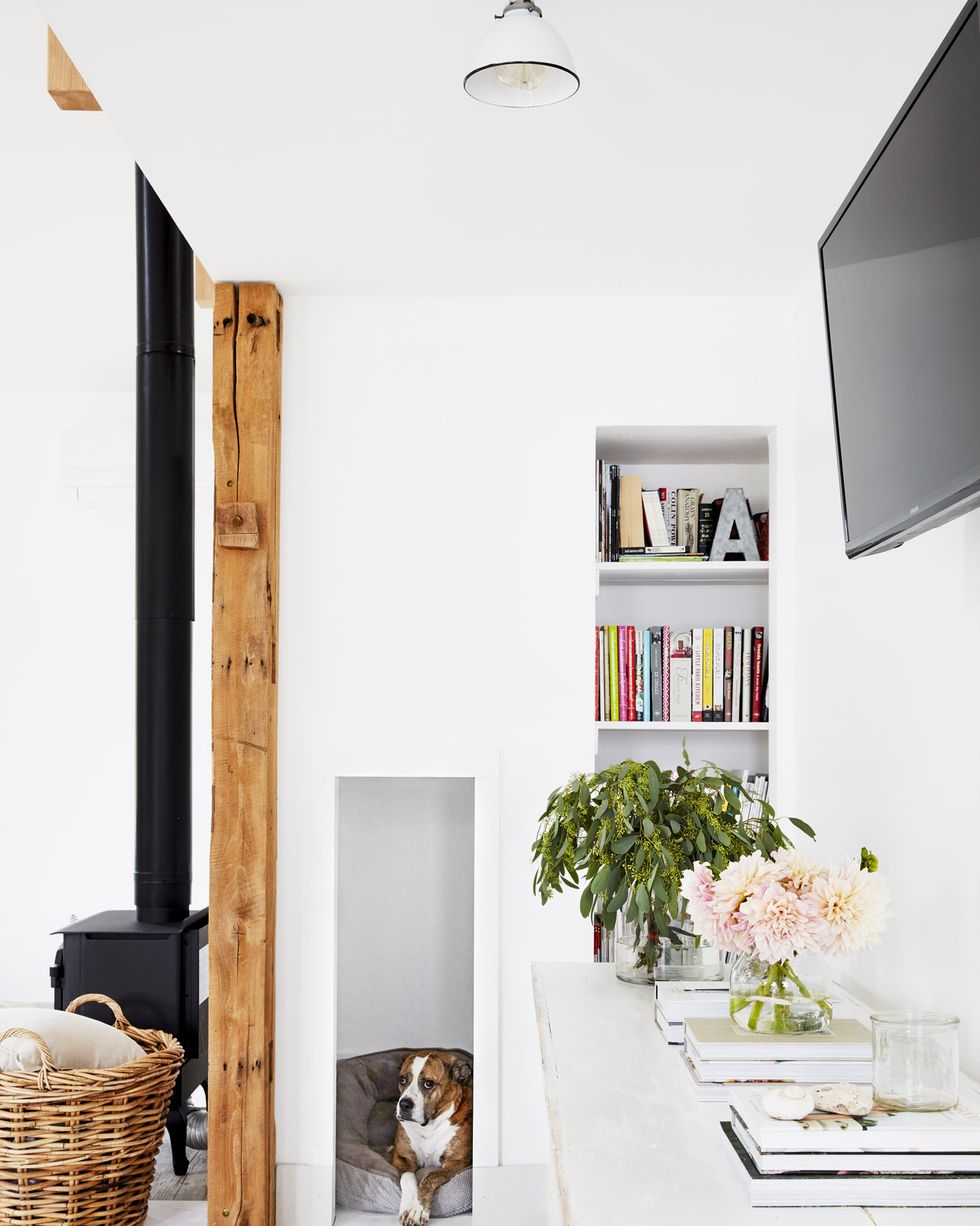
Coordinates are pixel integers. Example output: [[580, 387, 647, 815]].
[[655, 979, 731, 1045], [723, 1082, 980, 1207], [595, 462, 769, 562], [683, 1016, 872, 1103], [595, 625, 768, 723]]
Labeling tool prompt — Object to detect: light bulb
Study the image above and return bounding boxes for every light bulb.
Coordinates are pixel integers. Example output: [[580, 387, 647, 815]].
[[495, 61, 551, 91]]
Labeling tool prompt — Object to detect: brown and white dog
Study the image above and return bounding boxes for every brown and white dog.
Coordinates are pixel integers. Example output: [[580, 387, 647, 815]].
[[388, 1050, 473, 1226]]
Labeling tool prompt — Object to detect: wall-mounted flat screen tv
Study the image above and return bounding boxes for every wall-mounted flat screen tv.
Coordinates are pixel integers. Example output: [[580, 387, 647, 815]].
[[819, 1, 980, 557]]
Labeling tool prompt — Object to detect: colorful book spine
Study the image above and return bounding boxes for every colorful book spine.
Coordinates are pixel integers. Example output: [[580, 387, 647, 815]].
[[712, 627, 724, 721], [702, 627, 713, 722], [609, 625, 619, 722], [643, 629, 653, 721], [595, 628, 600, 720], [667, 489, 677, 546], [751, 626, 765, 722], [723, 626, 734, 722], [661, 625, 670, 721], [651, 627, 663, 722], [741, 627, 752, 722], [635, 628, 644, 721], [731, 627, 743, 723], [691, 628, 703, 721], [610, 465, 621, 563], [668, 630, 693, 722]]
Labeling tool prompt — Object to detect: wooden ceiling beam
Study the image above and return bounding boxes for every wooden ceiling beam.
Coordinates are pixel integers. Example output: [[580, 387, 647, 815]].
[[47, 28, 101, 111]]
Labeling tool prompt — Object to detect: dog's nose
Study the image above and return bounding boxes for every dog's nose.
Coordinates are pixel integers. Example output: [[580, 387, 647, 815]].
[[399, 1098, 414, 1115]]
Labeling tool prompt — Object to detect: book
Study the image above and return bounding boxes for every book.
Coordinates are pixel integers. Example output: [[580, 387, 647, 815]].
[[641, 490, 671, 547], [751, 626, 765, 721], [730, 1082, 980, 1154], [712, 627, 724, 721], [741, 628, 753, 722], [609, 465, 621, 562], [661, 625, 670, 721], [692, 1052, 873, 1084], [685, 1016, 872, 1063], [642, 629, 652, 721], [667, 488, 677, 546], [753, 510, 770, 561], [677, 488, 700, 553], [618, 545, 689, 556], [651, 627, 663, 722], [723, 626, 734, 721], [730, 1111, 980, 1175], [702, 627, 713, 721], [655, 982, 731, 1024], [609, 625, 619, 722], [721, 1122, 980, 1207], [655, 1007, 684, 1044], [731, 627, 743, 724], [697, 501, 718, 555], [594, 628, 600, 721], [691, 628, 703, 722], [668, 630, 693, 722], [619, 475, 645, 548]]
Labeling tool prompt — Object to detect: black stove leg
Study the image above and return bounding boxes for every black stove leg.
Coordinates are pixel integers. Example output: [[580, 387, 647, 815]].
[[167, 1102, 190, 1177]]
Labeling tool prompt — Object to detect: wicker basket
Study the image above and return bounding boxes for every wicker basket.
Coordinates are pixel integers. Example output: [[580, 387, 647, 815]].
[[0, 993, 184, 1225]]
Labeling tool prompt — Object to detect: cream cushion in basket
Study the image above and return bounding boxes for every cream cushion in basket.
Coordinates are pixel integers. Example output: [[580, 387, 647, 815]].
[[0, 1007, 144, 1073]]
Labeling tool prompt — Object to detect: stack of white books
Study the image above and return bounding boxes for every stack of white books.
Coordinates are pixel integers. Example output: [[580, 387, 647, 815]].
[[654, 980, 730, 1044], [683, 1016, 872, 1102], [723, 1082, 980, 1207]]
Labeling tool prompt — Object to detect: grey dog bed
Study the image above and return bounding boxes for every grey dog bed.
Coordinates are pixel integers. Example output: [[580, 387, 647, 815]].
[[336, 1047, 473, 1217]]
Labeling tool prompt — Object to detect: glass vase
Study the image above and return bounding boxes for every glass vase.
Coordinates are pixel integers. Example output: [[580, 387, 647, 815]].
[[614, 916, 727, 985], [653, 931, 727, 983], [613, 915, 659, 985], [729, 950, 832, 1033], [872, 1011, 960, 1111]]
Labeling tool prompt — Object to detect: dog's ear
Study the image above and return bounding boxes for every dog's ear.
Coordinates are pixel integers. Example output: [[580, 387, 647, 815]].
[[449, 1059, 473, 1086]]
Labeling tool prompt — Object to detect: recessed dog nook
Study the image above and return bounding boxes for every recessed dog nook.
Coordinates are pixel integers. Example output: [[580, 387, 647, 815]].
[[335, 776, 474, 1222], [323, 756, 500, 1225]]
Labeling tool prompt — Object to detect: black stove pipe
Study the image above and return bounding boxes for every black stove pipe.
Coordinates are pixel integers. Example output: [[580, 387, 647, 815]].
[[135, 167, 195, 925]]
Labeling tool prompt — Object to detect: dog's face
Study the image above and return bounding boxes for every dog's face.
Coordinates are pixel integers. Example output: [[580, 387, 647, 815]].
[[395, 1052, 472, 1126]]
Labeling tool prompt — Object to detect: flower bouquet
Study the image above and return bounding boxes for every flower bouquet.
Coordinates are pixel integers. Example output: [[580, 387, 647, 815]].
[[681, 847, 889, 1033]]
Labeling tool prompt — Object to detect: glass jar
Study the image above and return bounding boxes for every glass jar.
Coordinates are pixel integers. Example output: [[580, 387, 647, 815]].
[[614, 915, 659, 985], [872, 1011, 960, 1111], [729, 950, 832, 1033], [653, 931, 727, 983], [614, 916, 727, 985]]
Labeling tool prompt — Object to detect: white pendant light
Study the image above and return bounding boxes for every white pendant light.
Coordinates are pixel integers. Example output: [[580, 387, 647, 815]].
[[464, 1, 579, 109]]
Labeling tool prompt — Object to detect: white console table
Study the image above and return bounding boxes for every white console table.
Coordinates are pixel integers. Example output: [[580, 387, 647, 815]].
[[532, 962, 978, 1226]]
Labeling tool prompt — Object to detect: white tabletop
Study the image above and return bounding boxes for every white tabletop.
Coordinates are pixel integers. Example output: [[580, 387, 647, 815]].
[[532, 962, 980, 1226]]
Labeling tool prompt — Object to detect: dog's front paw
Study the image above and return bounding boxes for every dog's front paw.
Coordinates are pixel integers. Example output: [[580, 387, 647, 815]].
[[399, 1198, 429, 1226]]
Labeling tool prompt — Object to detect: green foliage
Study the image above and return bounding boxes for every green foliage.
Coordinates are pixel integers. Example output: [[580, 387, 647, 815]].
[[531, 754, 798, 943], [860, 846, 879, 873]]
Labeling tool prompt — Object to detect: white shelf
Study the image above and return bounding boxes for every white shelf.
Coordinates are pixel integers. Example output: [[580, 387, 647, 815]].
[[597, 561, 768, 586], [595, 721, 768, 732]]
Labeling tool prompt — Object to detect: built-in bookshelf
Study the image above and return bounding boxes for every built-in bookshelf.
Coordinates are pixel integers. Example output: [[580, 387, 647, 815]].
[[593, 425, 774, 786]]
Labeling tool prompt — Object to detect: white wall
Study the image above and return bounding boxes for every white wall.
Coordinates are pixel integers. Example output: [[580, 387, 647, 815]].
[[336, 776, 474, 1058], [274, 294, 796, 1196], [0, 0, 212, 1004], [789, 264, 980, 1074]]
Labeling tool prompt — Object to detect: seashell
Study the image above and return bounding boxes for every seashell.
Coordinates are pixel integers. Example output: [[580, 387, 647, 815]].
[[810, 1083, 874, 1116], [762, 1085, 815, 1120]]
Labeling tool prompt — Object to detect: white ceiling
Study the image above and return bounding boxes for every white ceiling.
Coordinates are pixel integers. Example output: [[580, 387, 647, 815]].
[[39, 0, 966, 296]]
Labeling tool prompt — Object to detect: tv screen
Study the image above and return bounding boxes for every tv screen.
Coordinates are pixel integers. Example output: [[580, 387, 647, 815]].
[[819, 1, 980, 557]]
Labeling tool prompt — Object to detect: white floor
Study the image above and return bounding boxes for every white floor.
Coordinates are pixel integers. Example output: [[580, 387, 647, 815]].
[[147, 1206, 207, 1225], [148, 1164, 546, 1226]]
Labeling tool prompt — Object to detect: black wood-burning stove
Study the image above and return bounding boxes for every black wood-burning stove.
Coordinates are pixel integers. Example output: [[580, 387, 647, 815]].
[[50, 167, 207, 1176]]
